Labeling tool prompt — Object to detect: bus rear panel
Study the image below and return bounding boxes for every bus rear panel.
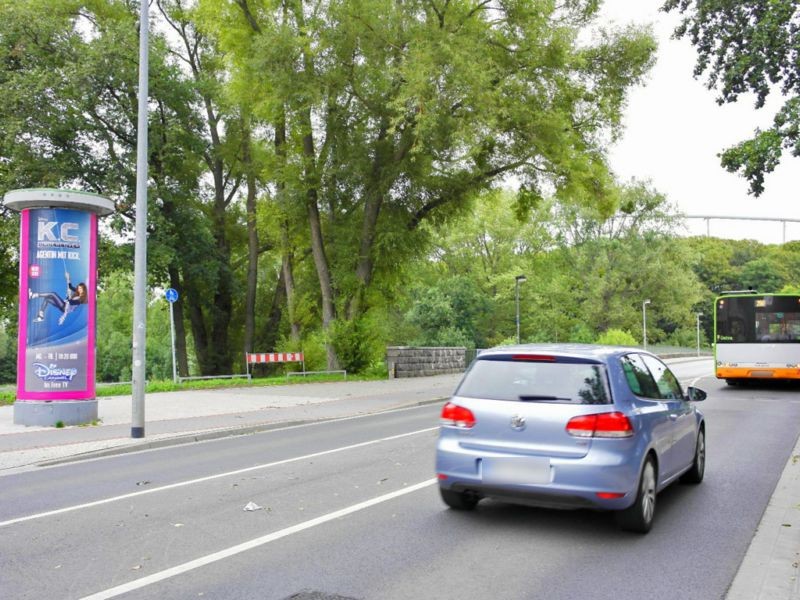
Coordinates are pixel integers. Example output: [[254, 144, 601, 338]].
[[715, 294, 800, 382]]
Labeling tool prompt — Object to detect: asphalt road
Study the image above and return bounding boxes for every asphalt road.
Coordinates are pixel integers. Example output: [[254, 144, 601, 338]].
[[2, 362, 800, 600]]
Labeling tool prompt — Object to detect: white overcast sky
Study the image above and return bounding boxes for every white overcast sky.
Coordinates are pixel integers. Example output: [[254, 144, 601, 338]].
[[599, 0, 800, 244]]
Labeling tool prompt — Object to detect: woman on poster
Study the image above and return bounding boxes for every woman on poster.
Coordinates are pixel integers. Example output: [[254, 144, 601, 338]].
[[29, 271, 88, 325]]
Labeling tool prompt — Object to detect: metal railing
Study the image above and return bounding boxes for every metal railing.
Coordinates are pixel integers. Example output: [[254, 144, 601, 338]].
[[286, 369, 347, 380]]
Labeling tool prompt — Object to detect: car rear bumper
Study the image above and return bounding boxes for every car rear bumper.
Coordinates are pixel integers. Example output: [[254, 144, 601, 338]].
[[435, 439, 643, 510]]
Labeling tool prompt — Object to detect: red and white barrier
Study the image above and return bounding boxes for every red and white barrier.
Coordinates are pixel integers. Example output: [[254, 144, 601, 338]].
[[245, 352, 305, 378], [246, 352, 304, 364]]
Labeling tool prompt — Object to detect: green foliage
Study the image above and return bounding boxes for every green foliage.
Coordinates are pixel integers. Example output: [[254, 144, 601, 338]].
[[664, 0, 800, 195], [404, 281, 485, 348], [194, 0, 657, 369], [681, 236, 800, 295], [666, 327, 704, 349], [95, 271, 175, 382], [595, 328, 639, 346], [740, 257, 789, 292], [0, 321, 16, 385], [330, 317, 380, 374], [8, 1, 800, 377], [0, 390, 14, 406]]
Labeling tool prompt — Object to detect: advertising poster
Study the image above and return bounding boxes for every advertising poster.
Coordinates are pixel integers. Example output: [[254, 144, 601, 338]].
[[17, 208, 96, 399]]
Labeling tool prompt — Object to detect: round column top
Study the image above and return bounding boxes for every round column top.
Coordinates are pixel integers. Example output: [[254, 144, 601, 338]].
[[3, 188, 115, 216]]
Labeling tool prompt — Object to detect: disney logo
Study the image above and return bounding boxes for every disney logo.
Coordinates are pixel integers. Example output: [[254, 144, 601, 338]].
[[33, 363, 78, 382]]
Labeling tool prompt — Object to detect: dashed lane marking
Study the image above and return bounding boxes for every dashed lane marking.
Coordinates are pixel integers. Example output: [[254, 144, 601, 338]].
[[0, 427, 438, 529], [79, 478, 438, 600]]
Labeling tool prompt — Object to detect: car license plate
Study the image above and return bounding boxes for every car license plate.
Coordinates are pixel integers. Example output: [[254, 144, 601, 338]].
[[482, 457, 551, 485]]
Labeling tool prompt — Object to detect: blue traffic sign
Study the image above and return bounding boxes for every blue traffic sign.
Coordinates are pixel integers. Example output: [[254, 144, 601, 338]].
[[165, 288, 179, 303]]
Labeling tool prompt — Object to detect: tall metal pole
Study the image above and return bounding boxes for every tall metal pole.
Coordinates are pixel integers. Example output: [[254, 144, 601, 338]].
[[642, 299, 651, 351], [515, 275, 526, 345], [169, 301, 178, 384], [515, 280, 520, 344], [131, 0, 149, 439], [696, 313, 702, 357]]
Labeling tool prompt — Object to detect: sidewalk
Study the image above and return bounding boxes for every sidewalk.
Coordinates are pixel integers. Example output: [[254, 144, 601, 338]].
[[0, 369, 797, 599], [0, 374, 462, 471]]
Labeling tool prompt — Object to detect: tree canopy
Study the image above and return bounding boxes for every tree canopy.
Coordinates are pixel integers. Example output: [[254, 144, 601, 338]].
[[663, 0, 800, 195], [2, 0, 799, 384]]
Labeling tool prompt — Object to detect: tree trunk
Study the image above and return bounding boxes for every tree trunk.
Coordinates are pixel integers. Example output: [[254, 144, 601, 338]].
[[262, 267, 287, 351], [210, 165, 234, 374], [243, 121, 259, 354], [185, 287, 211, 374], [281, 228, 301, 342], [274, 113, 301, 342], [346, 122, 392, 320], [347, 191, 383, 320], [305, 174, 339, 370], [292, 0, 339, 370]]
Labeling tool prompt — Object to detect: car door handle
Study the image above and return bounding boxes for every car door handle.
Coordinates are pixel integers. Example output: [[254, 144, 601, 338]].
[[668, 413, 678, 421]]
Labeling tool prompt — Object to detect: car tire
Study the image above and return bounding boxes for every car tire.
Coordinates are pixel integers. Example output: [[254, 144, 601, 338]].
[[681, 429, 706, 484], [439, 487, 479, 511], [616, 457, 656, 534], [725, 379, 738, 386]]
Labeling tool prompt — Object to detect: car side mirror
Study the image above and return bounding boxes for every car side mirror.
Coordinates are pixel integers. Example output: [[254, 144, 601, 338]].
[[686, 386, 707, 402]]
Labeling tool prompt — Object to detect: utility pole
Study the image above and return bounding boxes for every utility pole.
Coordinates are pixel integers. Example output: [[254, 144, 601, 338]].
[[131, 0, 149, 438]]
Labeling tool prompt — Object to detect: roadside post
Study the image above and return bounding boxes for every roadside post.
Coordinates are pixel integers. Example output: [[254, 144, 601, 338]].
[[3, 188, 114, 426], [165, 288, 179, 383]]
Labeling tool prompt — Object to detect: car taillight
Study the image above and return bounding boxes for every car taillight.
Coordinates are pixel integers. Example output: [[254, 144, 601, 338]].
[[440, 402, 476, 429], [566, 412, 633, 438]]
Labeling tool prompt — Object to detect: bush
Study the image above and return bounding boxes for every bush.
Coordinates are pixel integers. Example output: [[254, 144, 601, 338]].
[[331, 318, 376, 373], [595, 328, 638, 346]]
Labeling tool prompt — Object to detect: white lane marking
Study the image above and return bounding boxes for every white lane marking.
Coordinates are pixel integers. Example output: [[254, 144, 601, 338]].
[[80, 478, 437, 600], [687, 376, 704, 388], [0, 427, 438, 529]]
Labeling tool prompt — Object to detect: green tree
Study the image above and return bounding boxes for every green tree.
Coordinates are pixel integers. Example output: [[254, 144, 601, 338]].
[[740, 256, 789, 292], [595, 328, 638, 346], [663, 0, 800, 195], [531, 181, 704, 344], [96, 271, 176, 381], [0, 319, 15, 384], [198, 0, 657, 369], [0, 0, 262, 377]]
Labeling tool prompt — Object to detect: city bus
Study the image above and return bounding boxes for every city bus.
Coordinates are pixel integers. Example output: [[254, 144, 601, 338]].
[[714, 292, 800, 384]]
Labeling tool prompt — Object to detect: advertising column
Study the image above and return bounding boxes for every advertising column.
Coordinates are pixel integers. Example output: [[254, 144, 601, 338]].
[[4, 189, 114, 426]]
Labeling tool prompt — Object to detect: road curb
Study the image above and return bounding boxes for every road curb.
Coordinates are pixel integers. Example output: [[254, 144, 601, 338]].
[[725, 431, 800, 599], [33, 397, 449, 468]]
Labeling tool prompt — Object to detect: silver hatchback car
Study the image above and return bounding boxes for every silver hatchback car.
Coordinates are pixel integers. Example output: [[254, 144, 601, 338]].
[[435, 344, 706, 533]]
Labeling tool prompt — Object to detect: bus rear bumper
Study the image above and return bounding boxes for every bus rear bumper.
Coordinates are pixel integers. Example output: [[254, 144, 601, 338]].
[[716, 367, 800, 380]]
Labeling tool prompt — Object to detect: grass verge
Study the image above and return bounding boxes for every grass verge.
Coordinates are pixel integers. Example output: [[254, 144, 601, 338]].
[[0, 371, 388, 406]]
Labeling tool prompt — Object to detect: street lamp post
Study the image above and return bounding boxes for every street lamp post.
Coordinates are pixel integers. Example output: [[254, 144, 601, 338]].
[[642, 299, 651, 350], [515, 275, 527, 344], [696, 312, 703, 357], [131, 0, 150, 439]]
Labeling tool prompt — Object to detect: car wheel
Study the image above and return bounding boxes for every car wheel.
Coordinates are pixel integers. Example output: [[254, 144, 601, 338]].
[[616, 457, 657, 534], [681, 429, 706, 484], [439, 487, 479, 511]]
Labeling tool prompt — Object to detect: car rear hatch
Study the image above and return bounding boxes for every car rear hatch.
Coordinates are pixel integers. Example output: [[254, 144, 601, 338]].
[[451, 353, 614, 460]]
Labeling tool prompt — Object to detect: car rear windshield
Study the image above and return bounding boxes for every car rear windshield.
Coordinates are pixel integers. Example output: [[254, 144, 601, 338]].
[[456, 357, 611, 404]]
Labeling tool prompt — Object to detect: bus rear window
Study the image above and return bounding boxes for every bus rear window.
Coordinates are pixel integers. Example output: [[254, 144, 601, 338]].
[[717, 296, 800, 343]]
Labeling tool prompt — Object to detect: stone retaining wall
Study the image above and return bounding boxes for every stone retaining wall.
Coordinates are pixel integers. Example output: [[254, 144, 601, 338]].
[[386, 346, 467, 378]]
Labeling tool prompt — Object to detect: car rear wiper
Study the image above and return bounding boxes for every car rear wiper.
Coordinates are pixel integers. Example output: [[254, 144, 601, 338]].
[[518, 395, 572, 402]]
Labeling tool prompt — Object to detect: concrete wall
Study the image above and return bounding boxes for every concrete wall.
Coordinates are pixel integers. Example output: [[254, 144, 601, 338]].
[[386, 346, 466, 378]]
